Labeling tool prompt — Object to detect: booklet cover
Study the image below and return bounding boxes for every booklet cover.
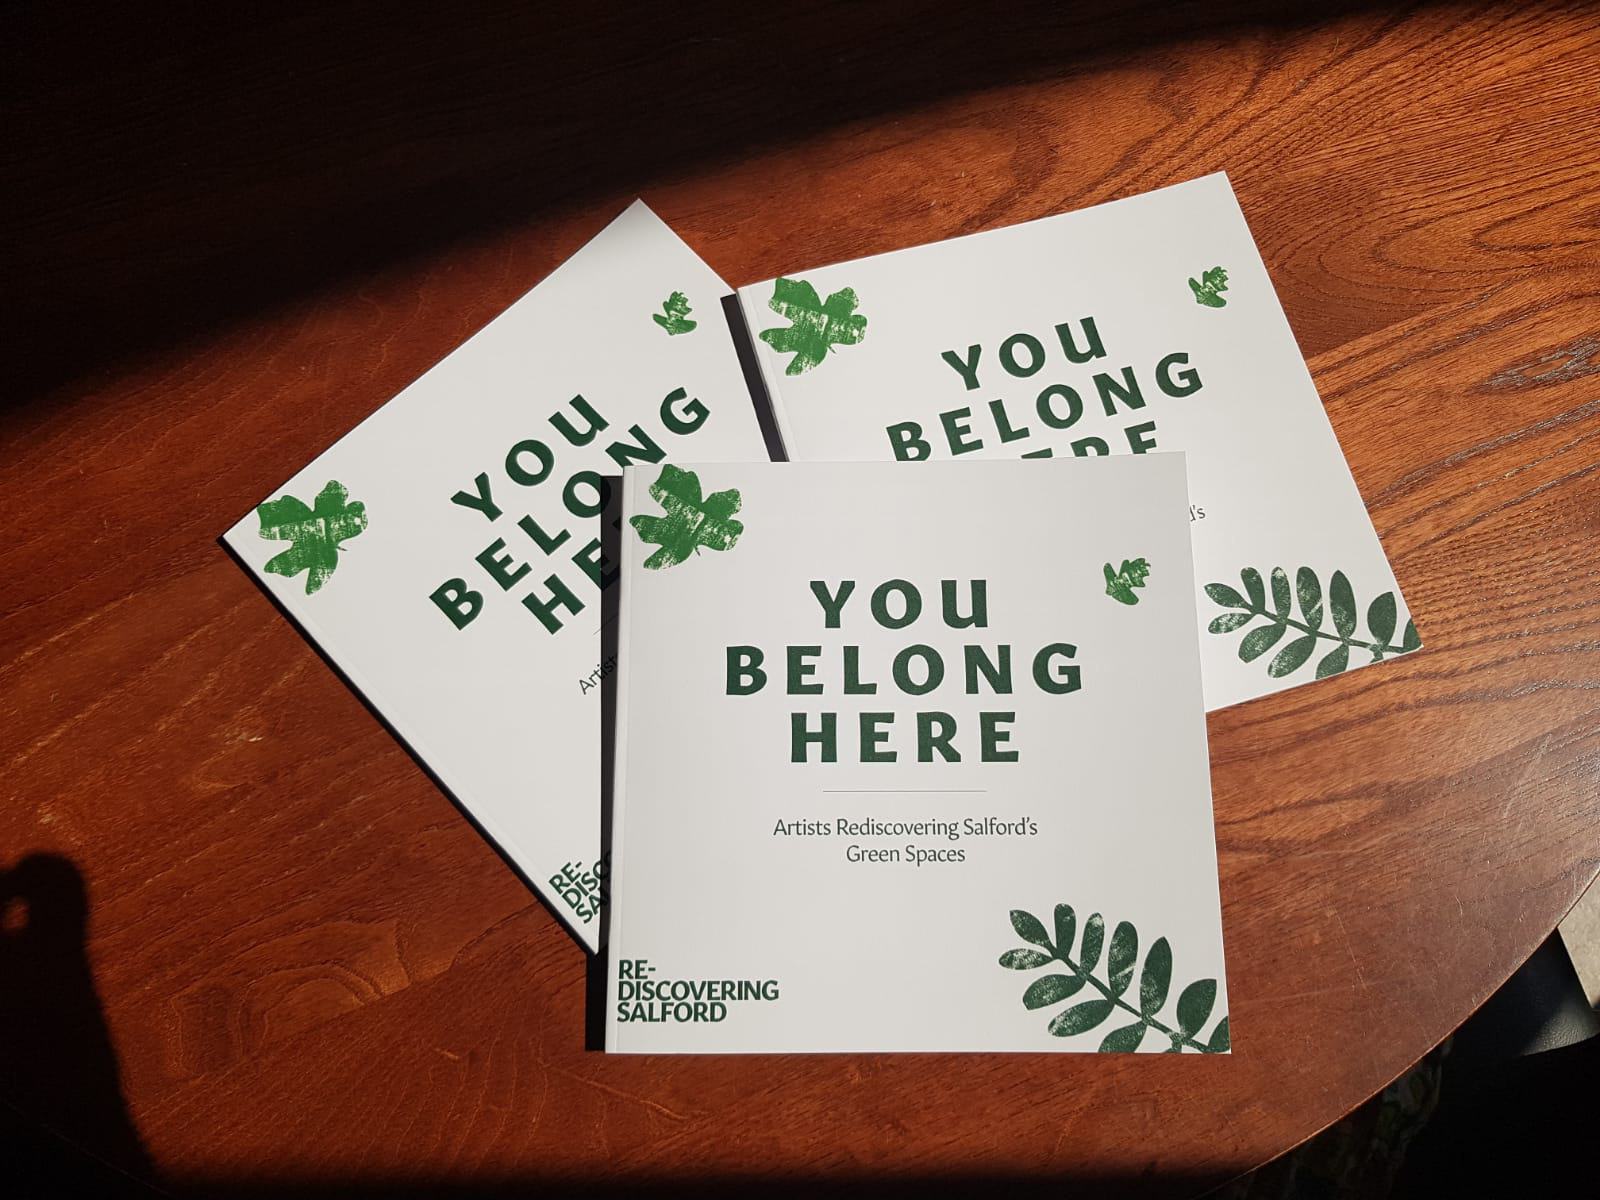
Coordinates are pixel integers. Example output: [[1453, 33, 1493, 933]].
[[736, 173, 1420, 711], [606, 456, 1229, 1053], [223, 202, 770, 951]]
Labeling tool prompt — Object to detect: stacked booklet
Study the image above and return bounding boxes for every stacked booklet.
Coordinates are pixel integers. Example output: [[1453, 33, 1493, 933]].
[[225, 176, 1420, 1052], [735, 173, 1418, 712], [222, 203, 770, 951]]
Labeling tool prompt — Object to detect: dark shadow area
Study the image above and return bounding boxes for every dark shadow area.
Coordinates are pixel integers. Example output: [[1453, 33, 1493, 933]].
[[1392, 933, 1600, 1196], [1392, 1035, 1600, 1194], [722, 294, 788, 462], [0, 854, 161, 1196], [3, 848, 1596, 1197], [585, 485, 624, 1050], [1218, 932, 1600, 1199], [168, 1172, 1227, 1199], [7, 0, 1427, 409], [582, 926, 611, 1052]]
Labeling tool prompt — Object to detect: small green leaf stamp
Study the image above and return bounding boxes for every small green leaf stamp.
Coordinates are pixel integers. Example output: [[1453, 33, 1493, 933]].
[[1000, 904, 1228, 1052], [629, 464, 743, 570], [1205, 566, 1421, 680], [255, 480, 367, 595], [651, 291, 697, 335], [1104, 557, 1151, 605], [1189, 266, 1229, 308], [758, 276, 867, 375]]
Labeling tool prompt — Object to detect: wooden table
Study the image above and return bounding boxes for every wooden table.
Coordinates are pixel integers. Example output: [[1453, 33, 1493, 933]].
[[5, 2, 1599, 1194]]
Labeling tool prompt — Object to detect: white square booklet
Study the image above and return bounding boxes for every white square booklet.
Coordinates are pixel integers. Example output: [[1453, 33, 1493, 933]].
[[736, 173, 1420, 711], [223, 203, 771, 951], [607, 456, 1230, 1053]]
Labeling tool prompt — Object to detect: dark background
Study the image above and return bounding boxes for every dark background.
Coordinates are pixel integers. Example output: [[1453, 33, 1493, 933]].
[[6, 0, 1392, 405]]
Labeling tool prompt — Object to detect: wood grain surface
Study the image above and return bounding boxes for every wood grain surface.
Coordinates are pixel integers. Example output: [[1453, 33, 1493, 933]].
[[4, 1, 1599, 1194]]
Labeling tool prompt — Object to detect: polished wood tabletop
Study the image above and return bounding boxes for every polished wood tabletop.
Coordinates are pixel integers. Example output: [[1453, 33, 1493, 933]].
[[5, 1, 1599, 1194]]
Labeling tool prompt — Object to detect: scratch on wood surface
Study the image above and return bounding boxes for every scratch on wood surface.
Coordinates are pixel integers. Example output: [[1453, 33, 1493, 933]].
[[8, 613, 219, 772], [1334, 912, 1370, 992], [1255, 979, 1407, 1005], [0, 588, 139, 680], [1050, 1112, 1081, 1161], [1512, 731, 1558, 794], [539, 1058, 691, 1123]]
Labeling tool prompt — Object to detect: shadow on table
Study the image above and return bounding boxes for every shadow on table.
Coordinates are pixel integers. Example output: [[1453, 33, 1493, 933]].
[[167, 1174, 1226, 1199], [6, 845, 1599, 1197], [0, 850, 1223, 1197], [0, 854, 158, 1197], [9, 0, 1432, 409]]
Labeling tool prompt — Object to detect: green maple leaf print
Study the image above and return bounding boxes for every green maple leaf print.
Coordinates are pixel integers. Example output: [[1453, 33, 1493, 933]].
[[757, 276, 868, 375], [1189, 266, 1229, 308], [256, 479, 368, 594], [651, 290, 697, 335], [629, 464, 744, 570], [1104, 558, 1151, 605]]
